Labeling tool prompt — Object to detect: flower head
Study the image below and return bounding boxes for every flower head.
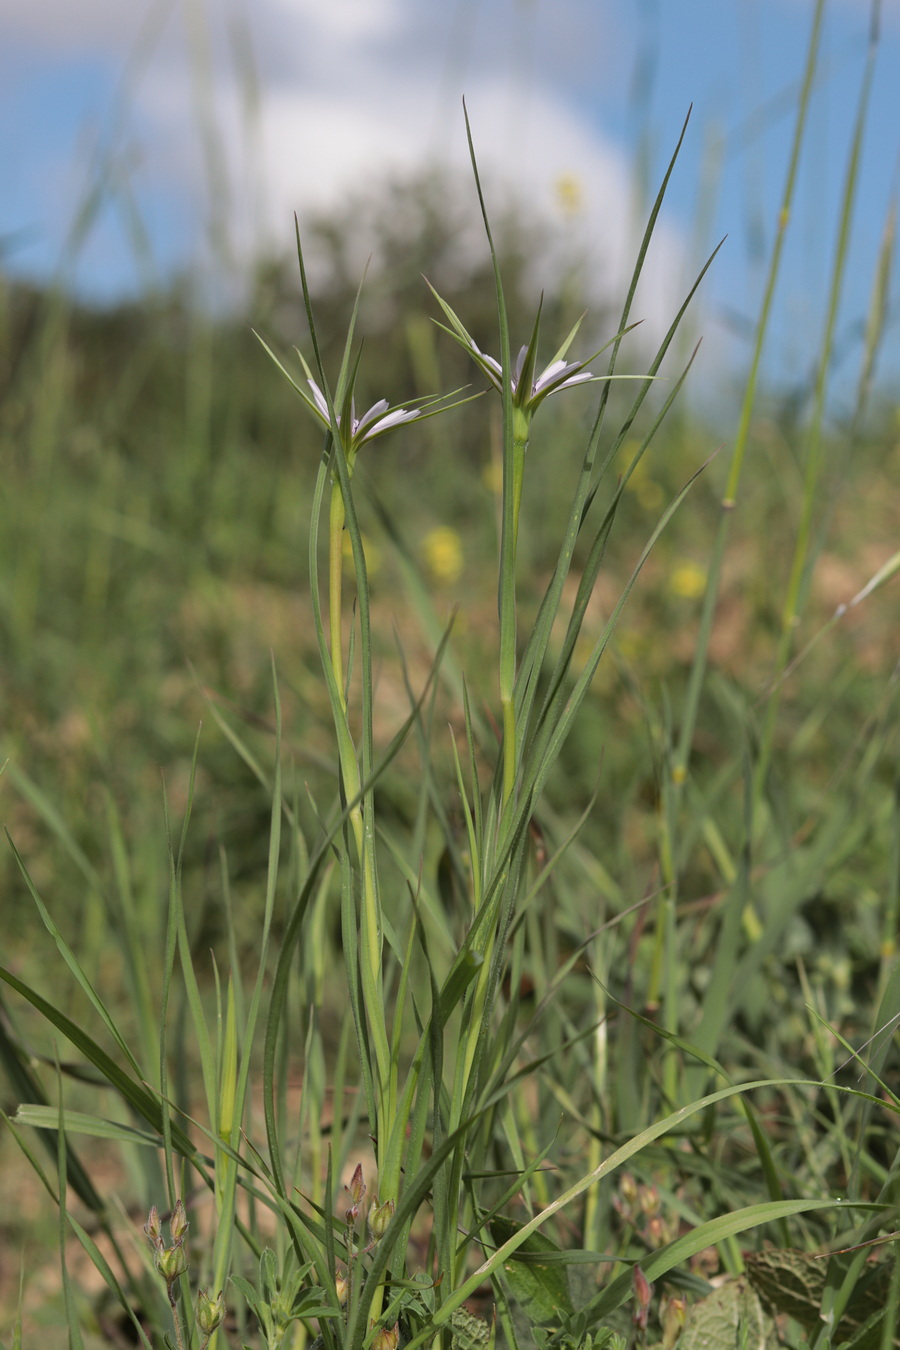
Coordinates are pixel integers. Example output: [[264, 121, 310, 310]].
[[306, 378, 422, 457], [471, 341, 594, 409], [255, 329, 473, 478], [428, 282, 605, 418]]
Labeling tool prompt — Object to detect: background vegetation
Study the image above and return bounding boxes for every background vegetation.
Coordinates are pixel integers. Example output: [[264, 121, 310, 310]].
[[1, 33, 899, 1350]]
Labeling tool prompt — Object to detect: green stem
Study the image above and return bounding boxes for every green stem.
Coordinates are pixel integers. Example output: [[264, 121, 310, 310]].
[[168, 1285, 186, 1350], [329, 480, 346, 703], [326, 469, 391, 1141], [499, 420, 530, 805]]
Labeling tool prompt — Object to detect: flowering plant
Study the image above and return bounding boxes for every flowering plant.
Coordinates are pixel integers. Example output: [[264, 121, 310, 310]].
[[427, 282, 605, 415]]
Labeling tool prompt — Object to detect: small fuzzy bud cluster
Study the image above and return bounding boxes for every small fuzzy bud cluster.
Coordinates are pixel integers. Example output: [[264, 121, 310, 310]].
[[613, 1174, 679, 1248], [144, 1201, 190, 1291], [144, 1203, 227, 1350]]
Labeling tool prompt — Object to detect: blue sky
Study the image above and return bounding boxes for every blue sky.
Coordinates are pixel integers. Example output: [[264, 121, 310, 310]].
[[1, 0, 898, 396]]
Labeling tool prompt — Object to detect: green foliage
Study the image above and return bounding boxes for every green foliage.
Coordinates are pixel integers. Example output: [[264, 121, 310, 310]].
[[489, 1216, 577, 1326], [230, 1252, 336, 1350], [1, 8, 900, 1349], [677, 1280, 771, 1350]]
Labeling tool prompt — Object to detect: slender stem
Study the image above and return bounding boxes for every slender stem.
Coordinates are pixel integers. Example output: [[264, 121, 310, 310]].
[[326, 461, 392, 1336], [499, 418, 530, 804], [168, 1285, 186, 1350], [511, 425, 527, 557], [326, 464, 390, 1134], [329, 548, 385, 1105], [329, 480, 346, 703], [325, 478, 364, 856]]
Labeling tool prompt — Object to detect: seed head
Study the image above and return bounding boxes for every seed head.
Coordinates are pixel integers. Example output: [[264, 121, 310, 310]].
[[196, 1289, 227, 1336], [368, 1197, 395, 1242]]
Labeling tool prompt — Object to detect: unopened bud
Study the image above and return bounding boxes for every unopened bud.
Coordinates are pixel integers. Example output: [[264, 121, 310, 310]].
[[156, 1242, 189, 1283], [335, 1273, 349, 1306], [368, 1198, 394, 1242], [144, 1206, 163, 1249], [661, 1294, 687, 1350], [632, 1265, 653, 1331], [170, 1199, 189, 1244], [638, 1184, 660, 1218], [346, 1164, 366, 1206], [371, 1324, 399, 1350], [196, 1289, 226, 1335], [619, 1174, 639, 1206]]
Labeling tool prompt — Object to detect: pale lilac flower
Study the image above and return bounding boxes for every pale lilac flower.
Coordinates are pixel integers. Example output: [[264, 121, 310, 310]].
[[427, 282, 598, 417], [307, 379, 422, 451], [256, 320, 479, 477], [471, 343, 594, 404]]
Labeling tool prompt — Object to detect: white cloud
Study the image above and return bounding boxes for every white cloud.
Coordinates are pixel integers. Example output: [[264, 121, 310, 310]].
[[2, 0, 697, 343], [265, 0, 405, 42], [0, 0, 158, 53], [0, 0, 395, 50], [120, 0, 694, 340]]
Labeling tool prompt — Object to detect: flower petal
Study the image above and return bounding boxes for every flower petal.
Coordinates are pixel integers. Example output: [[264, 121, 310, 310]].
[[513, 345, 528, 389], [307, 379, 331, 420], [358, 405, 422, 443], [468, 344, 504, 390], [535, 359, 571, 385], [355, 398, 390, 435], [534, 363, 593, 397]]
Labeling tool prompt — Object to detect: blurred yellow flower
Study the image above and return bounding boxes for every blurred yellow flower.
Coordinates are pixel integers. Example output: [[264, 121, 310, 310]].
[[555, 173, 584, 219], [638, 480, 664, 511], [423, 526, 463, 584], [482, 460, 503, 495], [616, 630, 647, 663], [669, 562, 706, 599], [623, 448, 664, 511], [342, 531, 382, 575]]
